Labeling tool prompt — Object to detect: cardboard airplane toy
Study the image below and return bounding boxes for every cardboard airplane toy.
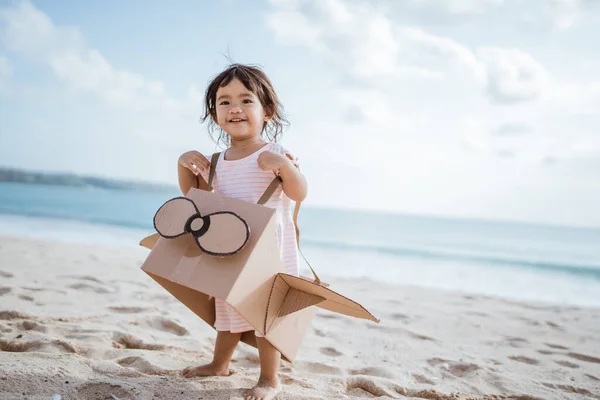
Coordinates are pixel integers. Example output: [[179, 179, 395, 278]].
[[139, 155, 379, 362]]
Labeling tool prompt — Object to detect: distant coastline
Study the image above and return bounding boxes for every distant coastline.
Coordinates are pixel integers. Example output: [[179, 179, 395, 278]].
[[0, 166, 177, 193]]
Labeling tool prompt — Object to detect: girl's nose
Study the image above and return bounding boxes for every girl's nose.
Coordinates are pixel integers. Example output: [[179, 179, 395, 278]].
[[229, 105, 242, 113]]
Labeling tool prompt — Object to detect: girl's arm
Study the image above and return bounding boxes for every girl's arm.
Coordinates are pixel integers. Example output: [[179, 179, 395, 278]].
[[258, 151, 307, 202], [178, 151, 210, 195], [278, 156, 307, 202]]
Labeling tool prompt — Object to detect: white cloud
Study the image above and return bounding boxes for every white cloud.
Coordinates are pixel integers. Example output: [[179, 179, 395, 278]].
[[405, 0, 505, 16], [267, 0, 429, 82], [266, 0, 552, 110], [478, 47, 550, 103], [337, 88, 413, 132], [515, 0, 600, 31], [492, 123, 532, 136], [544, 80, 600, 114], [266, 0, 594, 179], [398, 0, 599, 31], [546, 0, 582, 30], [0, 1, 193, 116], [400, 27, 486, 82]]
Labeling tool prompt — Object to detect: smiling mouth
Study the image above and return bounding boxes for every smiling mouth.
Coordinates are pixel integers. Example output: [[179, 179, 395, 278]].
[[229, 118, 246, 123]]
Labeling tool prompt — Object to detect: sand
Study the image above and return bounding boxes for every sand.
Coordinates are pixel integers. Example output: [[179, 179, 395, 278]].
[[0, 235, 599, 400]]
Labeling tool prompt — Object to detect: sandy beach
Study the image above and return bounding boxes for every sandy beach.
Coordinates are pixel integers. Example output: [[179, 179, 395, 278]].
[[0, 235, 599, 400]]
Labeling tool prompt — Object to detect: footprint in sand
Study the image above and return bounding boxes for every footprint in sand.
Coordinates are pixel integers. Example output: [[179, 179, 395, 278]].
[[0, 338, 41, 352], [296, 360, 343, 375], [243, 353, 260, 363], [52, 339, 84, 355], [545, 343, 569, 350], [67, 283, 111, 294], [407, 330, 435, 341], [22, 287, 67, 295], [413, 374, 436, 385], [18, 294, 34, 302], [427, 358, 449, 367], [76, 382, 131, 399], [108, 306, 148, 314], [0, 322, 12, 333], [447, 362, 479, 377], [320, 347, 343, 357], [349, 366, 396, 379], [0, 270, 13, 278], [0, 311, 32, 321], [131, 317, 189, 336], [279, 374, 315, 389], [554, 360, 580, 368], [109, 280, 149, 289], [0, 287, 12, 295], [513, 316, 542, 327], [466, 311, 489, 317], [313, 328, 327, 337], [508, 356, 540, 365], [503, 336, 530, 348], [390, 313, 410, 320], [542, 382, 596, 398], [566, 352, 600, 364], [427, 358, 479, 377], [545, 321, 565, 330], [537, 349, 555, 355], [316, 313, 340, 320], [63, 275, 104, 284], [366, 324, 395, 333], [159, 319, 188, 336], [346, 376, 395, 398], [20, 320, 47, 332], [112, 333, 166, 351], [117, 356, 168, 376]]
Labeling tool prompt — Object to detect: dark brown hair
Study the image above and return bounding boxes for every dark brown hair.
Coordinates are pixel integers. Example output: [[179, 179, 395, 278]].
[[201, 63, 289, 147]]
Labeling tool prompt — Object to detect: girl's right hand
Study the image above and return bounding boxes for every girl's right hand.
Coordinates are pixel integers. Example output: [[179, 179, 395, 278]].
[[179, 151, 210, 175]]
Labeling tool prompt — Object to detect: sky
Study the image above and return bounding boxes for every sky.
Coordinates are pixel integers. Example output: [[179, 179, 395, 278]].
[[1, 0, 599, 227]]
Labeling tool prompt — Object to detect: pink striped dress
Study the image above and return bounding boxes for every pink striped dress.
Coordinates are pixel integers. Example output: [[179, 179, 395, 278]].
[[200, 142, 300, 334]]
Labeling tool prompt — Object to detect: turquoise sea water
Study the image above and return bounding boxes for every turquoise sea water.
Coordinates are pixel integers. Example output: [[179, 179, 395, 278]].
[[1, 182, 599, 308]]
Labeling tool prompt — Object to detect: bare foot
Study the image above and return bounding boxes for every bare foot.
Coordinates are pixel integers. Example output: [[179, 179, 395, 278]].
[[244, 378, 281, 400], [181, 362, 230, 378]]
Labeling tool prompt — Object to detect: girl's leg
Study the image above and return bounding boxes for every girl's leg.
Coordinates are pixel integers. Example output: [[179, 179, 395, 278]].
[[244, 337, 282, 400], [181, 330, 242, 378]]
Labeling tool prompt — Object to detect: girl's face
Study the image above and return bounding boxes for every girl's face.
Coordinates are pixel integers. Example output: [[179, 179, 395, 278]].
[[215, 78, 270, 142]]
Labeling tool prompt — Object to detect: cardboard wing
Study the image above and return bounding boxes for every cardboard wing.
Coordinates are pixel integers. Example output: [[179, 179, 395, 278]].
[[140, 187, 379, 362]]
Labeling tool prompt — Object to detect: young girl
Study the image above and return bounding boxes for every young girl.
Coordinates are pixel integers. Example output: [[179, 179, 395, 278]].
[[176, 63, 307, 400]]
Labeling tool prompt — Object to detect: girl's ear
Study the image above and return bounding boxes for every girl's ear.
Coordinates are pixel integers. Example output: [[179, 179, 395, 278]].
[[263, 104, 275, 121]]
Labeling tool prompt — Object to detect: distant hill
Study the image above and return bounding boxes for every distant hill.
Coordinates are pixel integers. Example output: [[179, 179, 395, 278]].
[[0, 167, 178, 193]]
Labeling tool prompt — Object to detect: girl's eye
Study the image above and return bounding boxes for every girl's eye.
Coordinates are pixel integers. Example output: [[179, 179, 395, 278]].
[[219, 101, 229, 105], [242, 99, 252, 104]]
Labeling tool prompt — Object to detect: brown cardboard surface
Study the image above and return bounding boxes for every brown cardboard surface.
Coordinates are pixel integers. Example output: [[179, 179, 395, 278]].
[[139, 187, 379, 362]]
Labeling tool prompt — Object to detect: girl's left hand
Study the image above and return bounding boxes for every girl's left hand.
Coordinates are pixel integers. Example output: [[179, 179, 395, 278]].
[[257, 151, 288, 175]]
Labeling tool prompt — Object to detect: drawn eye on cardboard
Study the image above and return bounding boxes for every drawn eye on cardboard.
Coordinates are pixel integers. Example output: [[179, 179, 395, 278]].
[[153, 197, 250, 257]]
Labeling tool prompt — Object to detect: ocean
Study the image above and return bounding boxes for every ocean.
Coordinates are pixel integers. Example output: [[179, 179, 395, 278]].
[[1, 182, 599, 308]]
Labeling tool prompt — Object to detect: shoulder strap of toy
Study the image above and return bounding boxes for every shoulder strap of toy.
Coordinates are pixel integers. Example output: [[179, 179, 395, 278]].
[[207, 152, 220, 191]]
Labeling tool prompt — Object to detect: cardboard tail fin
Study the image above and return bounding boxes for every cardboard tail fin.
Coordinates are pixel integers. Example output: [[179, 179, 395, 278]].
[[264, 273, 380, 334], [140, 233, 160, 249], [279, 288, 325, 317]]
